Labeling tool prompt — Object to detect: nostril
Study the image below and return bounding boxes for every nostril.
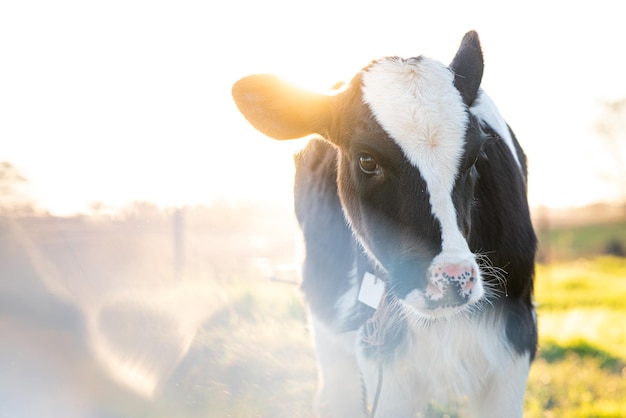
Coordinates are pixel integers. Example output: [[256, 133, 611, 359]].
[[426, 281, 444, 299], [462, 276, 476, 293]]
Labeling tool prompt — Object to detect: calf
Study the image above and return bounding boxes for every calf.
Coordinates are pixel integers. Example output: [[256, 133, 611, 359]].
[[232, 31, 537, 418]]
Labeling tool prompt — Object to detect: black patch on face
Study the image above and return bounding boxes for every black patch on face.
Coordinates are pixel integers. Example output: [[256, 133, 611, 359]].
[[452, 115, 487, 238], [329, 76, 444, 298]]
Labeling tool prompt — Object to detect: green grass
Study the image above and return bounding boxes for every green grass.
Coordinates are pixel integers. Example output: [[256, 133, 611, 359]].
[[535, 257, 626, 310], [526, 256, 626, 417]]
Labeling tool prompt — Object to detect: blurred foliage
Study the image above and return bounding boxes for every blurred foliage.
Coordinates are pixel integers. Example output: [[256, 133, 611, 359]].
[[0, 161, 36, 215], [537, 219, 626, 261], [595, 98, 626, 202]]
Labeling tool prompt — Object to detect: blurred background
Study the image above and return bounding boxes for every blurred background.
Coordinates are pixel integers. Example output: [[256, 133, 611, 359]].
[[1, 1, 625, 417]]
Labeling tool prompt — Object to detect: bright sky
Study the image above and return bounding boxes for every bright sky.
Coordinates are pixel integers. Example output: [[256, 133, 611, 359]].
[[2, 1, 625, 215]]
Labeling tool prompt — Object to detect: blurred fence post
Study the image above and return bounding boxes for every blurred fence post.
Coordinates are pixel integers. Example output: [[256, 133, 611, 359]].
[[173, 207, 184, 279]]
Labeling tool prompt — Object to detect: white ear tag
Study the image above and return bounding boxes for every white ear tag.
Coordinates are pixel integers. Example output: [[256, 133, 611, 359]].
[[358, 272, 385, 309]]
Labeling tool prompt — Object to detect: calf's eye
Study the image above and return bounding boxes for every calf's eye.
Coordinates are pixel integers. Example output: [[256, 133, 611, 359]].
[[359, 154, 379, 175]]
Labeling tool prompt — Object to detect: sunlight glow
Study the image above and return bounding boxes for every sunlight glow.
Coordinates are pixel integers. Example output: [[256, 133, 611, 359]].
[[87, 282, 223, 397], [2, 1, 626, 214]]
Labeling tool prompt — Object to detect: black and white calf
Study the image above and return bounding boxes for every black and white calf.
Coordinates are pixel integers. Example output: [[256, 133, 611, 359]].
[[232, 31, 537, 418]]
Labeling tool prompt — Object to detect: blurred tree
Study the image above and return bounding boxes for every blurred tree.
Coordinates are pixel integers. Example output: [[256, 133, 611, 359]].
[[595, 99, 626, 204], [122, 201, 166, 222], [604, 238, 625, 257], [88, 201, 118, 218], [0, 161, 36, 216]]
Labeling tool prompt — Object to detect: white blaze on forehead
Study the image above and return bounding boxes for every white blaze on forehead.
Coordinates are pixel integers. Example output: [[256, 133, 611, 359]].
[[361, 57, 471, 254]]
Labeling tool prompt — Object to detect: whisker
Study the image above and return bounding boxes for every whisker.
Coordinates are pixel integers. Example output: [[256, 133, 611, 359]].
[[474, 251, 509, 299]]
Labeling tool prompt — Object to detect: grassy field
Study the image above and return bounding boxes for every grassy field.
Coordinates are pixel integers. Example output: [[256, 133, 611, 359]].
[[2, 211, 625, 417], [526, 257, 626, 417]]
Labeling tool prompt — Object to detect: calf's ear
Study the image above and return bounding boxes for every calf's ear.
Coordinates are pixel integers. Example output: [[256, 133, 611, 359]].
[[232, 74, 331, 140], [450, 30, 484, 106]]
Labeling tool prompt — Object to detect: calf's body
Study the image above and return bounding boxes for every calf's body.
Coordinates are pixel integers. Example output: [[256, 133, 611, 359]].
[[233, 31, 537, 417]]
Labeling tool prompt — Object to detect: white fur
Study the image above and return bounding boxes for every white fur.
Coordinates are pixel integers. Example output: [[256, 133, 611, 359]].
[[310, 317, 365, 418], [356, 310, 530, 417], [311, 305, 531, 417], [470, 90, 522, 170]]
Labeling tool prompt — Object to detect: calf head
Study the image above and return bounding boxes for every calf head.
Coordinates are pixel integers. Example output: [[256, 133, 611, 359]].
[[232, 31, 489, 318]]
